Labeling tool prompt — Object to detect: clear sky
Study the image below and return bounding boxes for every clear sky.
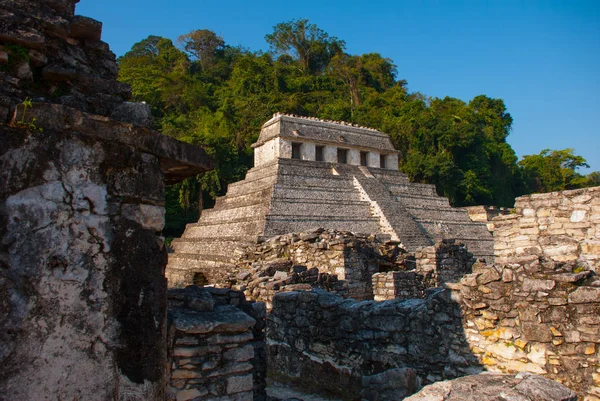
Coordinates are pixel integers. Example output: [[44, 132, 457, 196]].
[[77, 0, 600, 172]]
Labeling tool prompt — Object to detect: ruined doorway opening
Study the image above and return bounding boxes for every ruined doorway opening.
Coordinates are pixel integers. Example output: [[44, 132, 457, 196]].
[[192, 272, 209, 286], [360, 151, 368, 166], [315, 145, 324, 161], [380, 154, 387, 168], [291, 142, 302, 159], [338, 148, 348, 164]]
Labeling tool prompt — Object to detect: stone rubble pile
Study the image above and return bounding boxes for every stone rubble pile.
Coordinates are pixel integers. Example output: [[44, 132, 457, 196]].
[[228, 228, 409, 308]]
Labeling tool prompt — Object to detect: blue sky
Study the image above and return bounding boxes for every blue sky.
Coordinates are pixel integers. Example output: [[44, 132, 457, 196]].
[[77, 0, 600, 172]]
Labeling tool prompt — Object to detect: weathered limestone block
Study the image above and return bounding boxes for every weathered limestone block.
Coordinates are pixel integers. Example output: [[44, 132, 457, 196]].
[[404, 373, 577, 401], [69, 15, 102, 41]]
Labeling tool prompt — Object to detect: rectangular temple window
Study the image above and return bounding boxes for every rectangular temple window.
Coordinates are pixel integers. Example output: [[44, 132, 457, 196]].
[[360, 151, 368, 166], [291, 142, 301, 159], [337, 148, 348, 164], [380, 154, 387, 169], [315, 145, 324, 162]]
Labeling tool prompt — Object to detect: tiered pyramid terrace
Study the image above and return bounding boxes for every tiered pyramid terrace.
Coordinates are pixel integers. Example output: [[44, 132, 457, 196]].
[[166, 113, 493, 287]]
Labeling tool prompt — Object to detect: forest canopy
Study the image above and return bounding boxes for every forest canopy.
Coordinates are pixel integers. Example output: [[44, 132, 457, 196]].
[[116, 19, 597, 237]]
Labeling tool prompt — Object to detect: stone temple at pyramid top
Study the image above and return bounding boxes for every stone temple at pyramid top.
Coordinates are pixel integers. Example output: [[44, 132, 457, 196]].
[[253, 113, 399, 169]]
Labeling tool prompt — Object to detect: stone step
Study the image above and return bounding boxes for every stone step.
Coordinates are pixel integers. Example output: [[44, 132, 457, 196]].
[[263, 216, 380, 237], [277, 174, 355, 189], [271, 185, 361, 202], [371, 171, 411, 184], [226, 175, 278, 196], [277, 159, 343, 177], [404, 206, 473, 222], [394, 194, 451, 208], [214, 188, 272, 209], [181, 217, 266, 238], [200, 202, 268, 223], [171, 238, 255, 256], [269, 198, 372, 217], [387, 183, 438, 197]]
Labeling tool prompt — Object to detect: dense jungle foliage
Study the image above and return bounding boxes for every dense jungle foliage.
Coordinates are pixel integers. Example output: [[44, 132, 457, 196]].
[[116, 20, 598, 237]]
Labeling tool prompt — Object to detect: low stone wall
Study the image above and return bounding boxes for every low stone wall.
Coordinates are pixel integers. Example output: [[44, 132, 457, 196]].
[[167, 286, 267, 401], [373, 240, 474, 301], [268, 258, 600, 400], [493, 186, 600, 270], [267, 289, 480, 399], [415, 239, 475, 286]]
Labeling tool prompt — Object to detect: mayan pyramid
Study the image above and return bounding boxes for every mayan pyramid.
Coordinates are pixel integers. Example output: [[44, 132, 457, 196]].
[[166, 113, 493, 286]]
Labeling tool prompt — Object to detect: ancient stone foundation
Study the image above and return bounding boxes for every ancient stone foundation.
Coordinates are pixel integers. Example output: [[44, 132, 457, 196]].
[[267, 289, 481, 399]]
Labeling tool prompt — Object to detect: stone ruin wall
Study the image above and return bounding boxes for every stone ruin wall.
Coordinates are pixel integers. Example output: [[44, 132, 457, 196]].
[[166, 286, 267, 401], [218, 229, 474, 310], [268, 289, 480, 400], [464, 205, 512, 232], [231, 229, 385, 308], [493, 186, 600, 271], [269, 258, 600, 400], [0, 1, 212, 400], [373, 239, 475, 301]]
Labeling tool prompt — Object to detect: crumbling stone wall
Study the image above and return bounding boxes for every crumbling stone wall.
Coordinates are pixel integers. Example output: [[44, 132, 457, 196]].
[[230, 229, 397, 308], [167, 287, 267, 401], [494, 187, 600, 271], [459, 261, 599, 400], [0, 0, 140, 123], [268, 257, 600, 400], [267, 289, 480, 399], [373, 240, 474, 301], [415, 239, 474, 286], [0, 1, 212, 399], [372, 271, 426, 300], [464, 205, 512, 232]]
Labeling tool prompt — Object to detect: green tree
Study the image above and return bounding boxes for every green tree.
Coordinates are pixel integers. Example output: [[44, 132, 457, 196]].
[[587, 171, 600, 187], [519, 148, 590, 193], [177, 29, 225, 70], [265, 19, 345, 74]]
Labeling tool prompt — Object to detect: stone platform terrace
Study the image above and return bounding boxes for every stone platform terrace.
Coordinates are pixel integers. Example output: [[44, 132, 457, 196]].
[[167, 114, 493, 287]]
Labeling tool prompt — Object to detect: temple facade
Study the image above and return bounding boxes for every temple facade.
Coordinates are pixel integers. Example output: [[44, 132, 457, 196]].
[[253, 113, 399, 169]]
